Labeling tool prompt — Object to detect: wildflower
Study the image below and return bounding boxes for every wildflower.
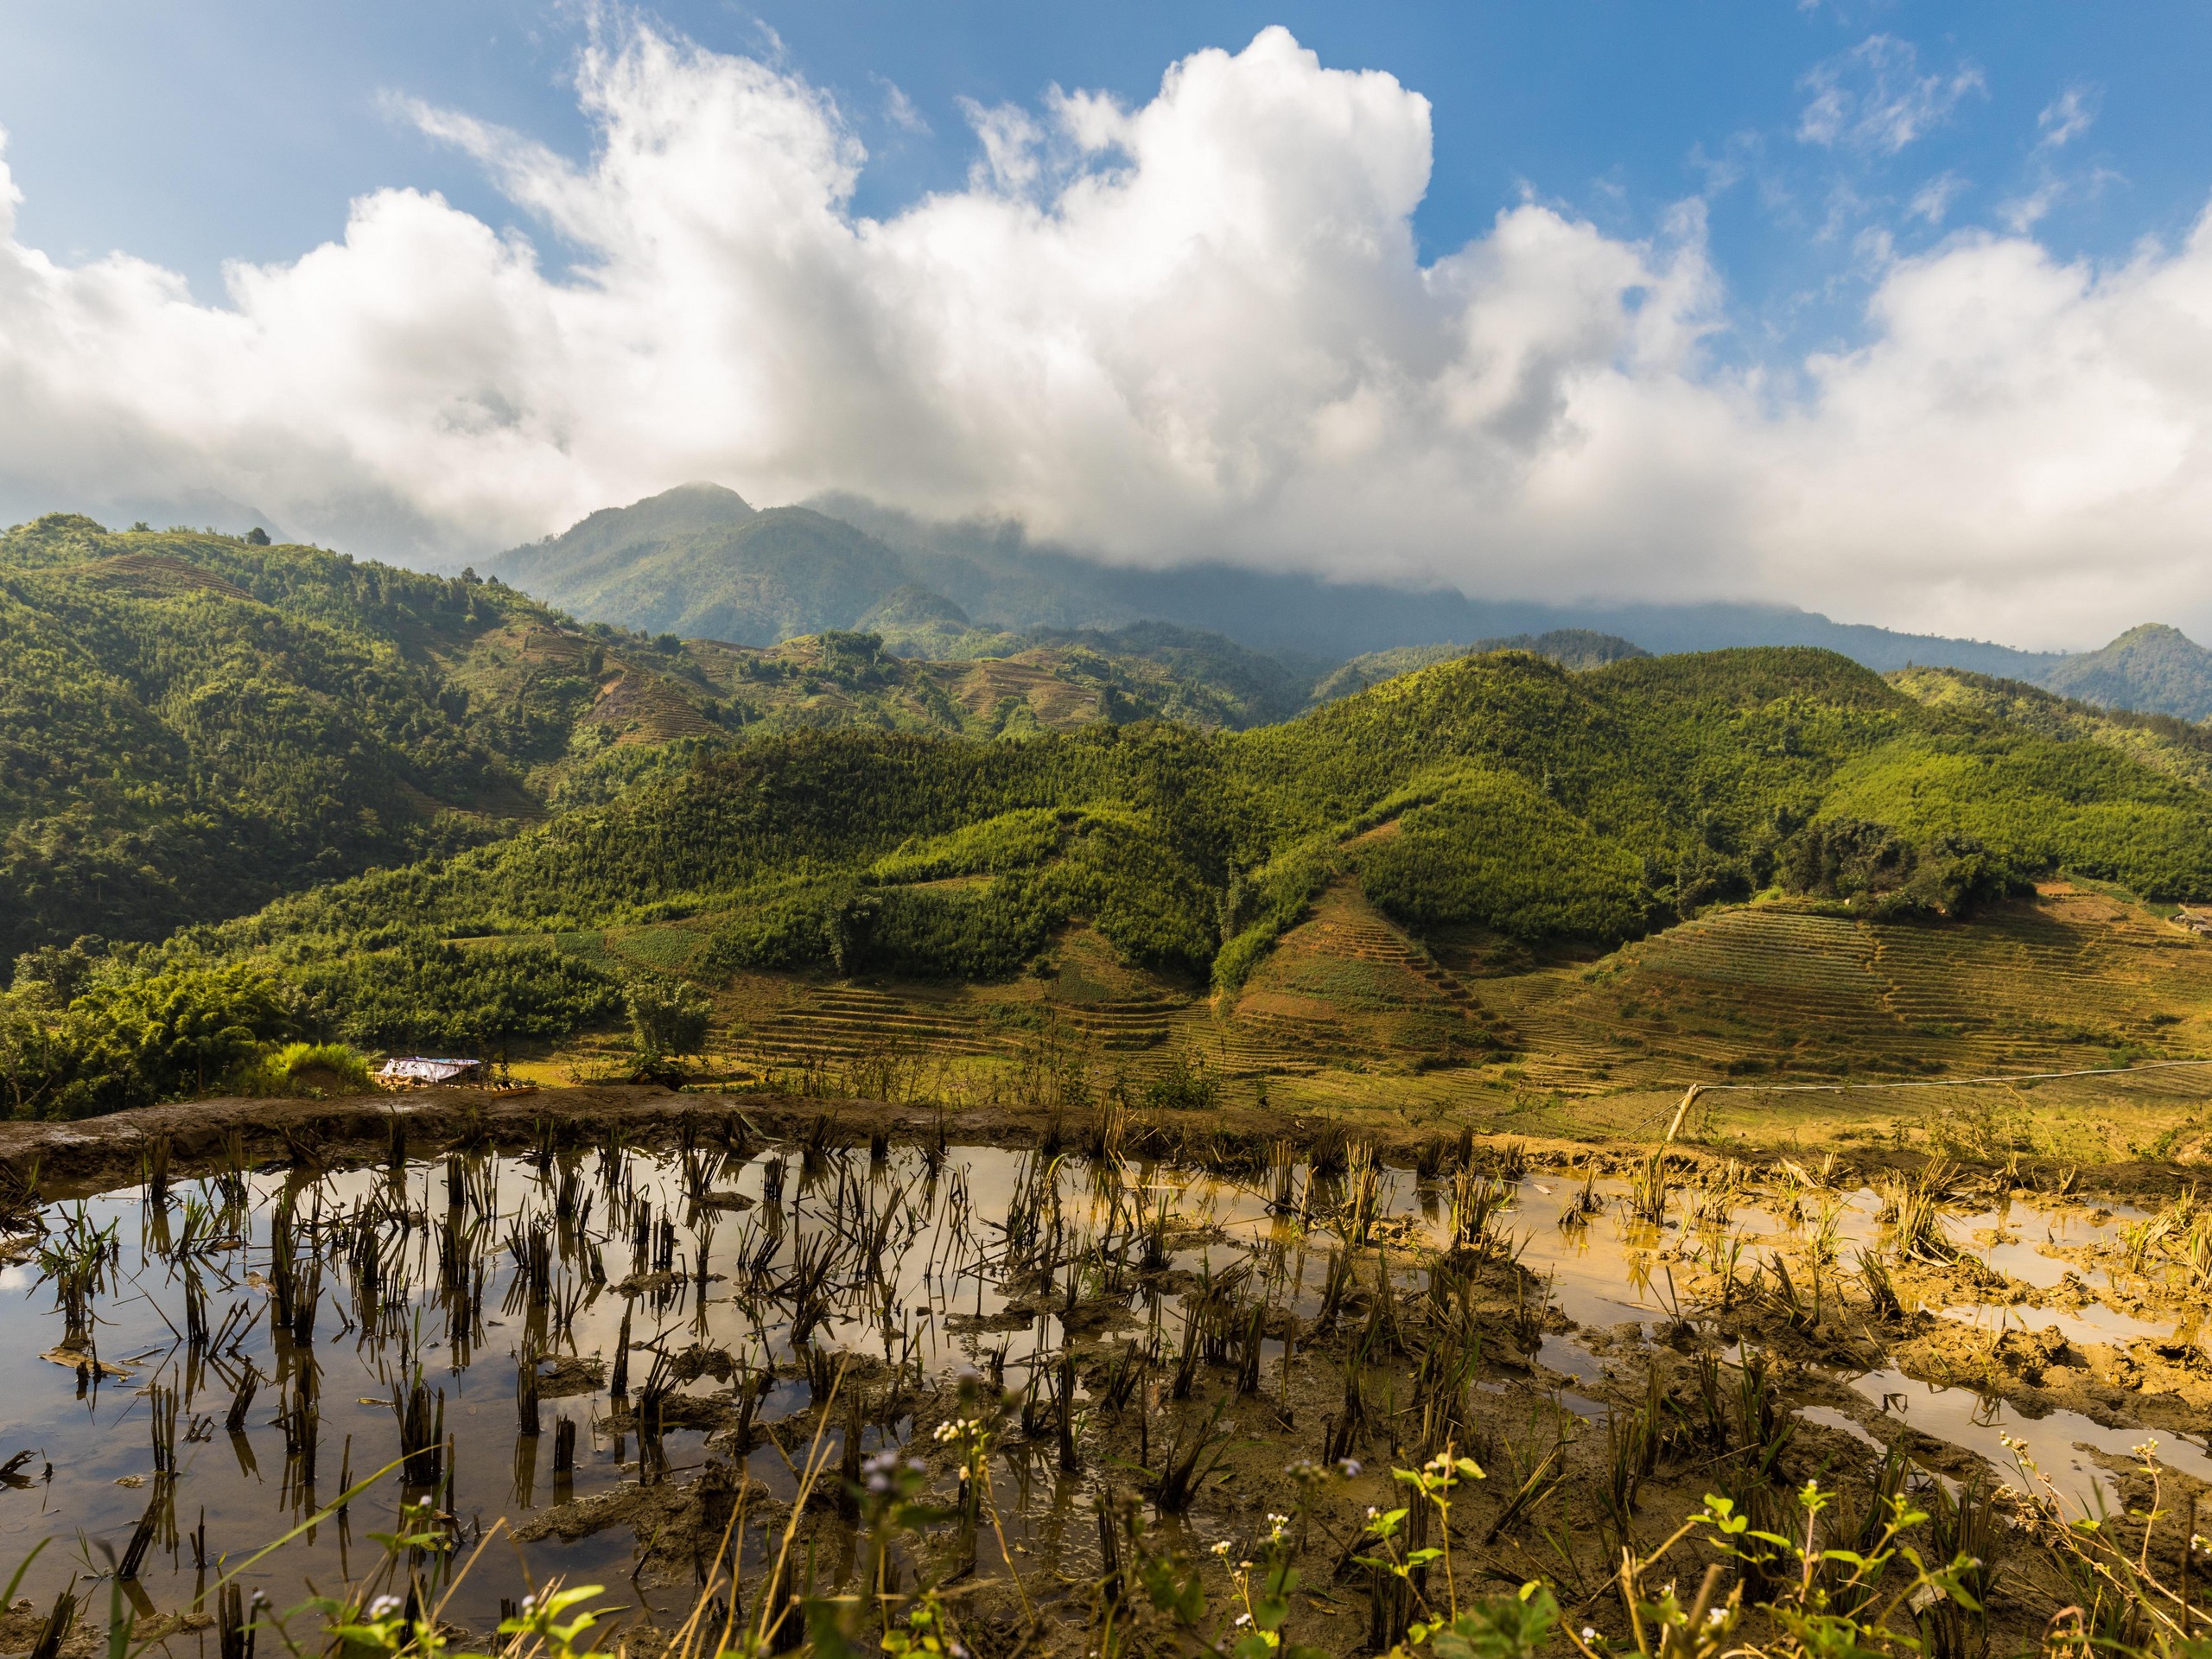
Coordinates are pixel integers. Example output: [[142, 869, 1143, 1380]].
[[1366, 1505, 1381, 1520], [1211, 1540, 1232, 1557], [1234, 1614, 1253, 1629], [1582, 1629, 1599, 1642], [1338, 1458, 1363, 1477], [367, 1596, 403, 1619]]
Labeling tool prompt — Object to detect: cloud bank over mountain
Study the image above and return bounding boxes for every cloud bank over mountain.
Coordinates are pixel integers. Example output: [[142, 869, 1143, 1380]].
[[0, 22, 2207, 646]]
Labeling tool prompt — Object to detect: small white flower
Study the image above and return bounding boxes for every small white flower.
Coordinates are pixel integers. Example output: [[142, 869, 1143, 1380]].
[[1234, 1614, 1252, 1629], [367, 1596, 403, 1619], [1582, 1629, 1599, 1643], [1338, 1458, 1363, 1477], [1211, 1540, 1232, 1557]]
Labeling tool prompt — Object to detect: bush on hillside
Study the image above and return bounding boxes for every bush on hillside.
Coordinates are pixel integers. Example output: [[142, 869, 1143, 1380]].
[[238, 1040, 378, 1097], [1357, 768, 1647, 943], [56, 961, 296, 1116], [1781, 818, 2029, 918], [291, 936, 623, 1051]]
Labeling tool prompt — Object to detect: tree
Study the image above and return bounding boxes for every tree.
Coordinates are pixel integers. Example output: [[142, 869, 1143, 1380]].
[[9, 937, 103, 1008], [626, 977, 711, 1058], [245, 527, 271, 546], [63, 962, 293, 1114]]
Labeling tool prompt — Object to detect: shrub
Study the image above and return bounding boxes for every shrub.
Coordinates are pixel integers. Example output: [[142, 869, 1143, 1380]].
[[1781, 817, 2031, 918], [60, 961, 296, 1115], [238, 1040, 378, 1097]]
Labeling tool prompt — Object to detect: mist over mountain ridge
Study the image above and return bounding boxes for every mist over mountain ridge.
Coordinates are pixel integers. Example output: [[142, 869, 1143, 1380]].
[[488, 482, 2158, 701]]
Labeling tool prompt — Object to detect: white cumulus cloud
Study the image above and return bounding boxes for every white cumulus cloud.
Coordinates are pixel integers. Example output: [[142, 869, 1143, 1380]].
[[0, 23, 2209, 646]]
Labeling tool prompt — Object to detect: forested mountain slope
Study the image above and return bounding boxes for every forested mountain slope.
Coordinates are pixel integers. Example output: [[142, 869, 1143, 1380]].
[[1891, 664, 2212, 792], [0, 515, 571, 961], [2037, 623, 2212, 721], [172, 646, 2212, 1058], [0, 514, 1358, 969]]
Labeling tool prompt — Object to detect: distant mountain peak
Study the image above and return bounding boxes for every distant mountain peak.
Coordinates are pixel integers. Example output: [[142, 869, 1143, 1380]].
[[2108, 621, 2201, 647], [2039, 621, 2212, 721], [859, 583, 973, 629], [511, 480, 755, 556], [647, 480, 754, 513]]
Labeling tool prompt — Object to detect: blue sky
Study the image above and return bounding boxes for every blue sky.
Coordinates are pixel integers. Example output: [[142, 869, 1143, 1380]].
[[0, 3, 2208, 644], [3, 3, 2195, 355]]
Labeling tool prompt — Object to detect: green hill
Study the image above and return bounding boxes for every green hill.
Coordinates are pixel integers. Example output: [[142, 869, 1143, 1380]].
[[0, 514, 575, 963], [0, 513, 1370, 974], [2036, 623, 2212, 721], [490, 484, 921, 646], [1892, 664, 2212, 791], [151, 645, 2212, 1061], [1309, 630, 1649, 702]]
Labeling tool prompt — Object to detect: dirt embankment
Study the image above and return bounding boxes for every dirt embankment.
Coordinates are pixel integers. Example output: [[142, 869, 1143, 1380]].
[[1, 1083, 2201, 1207]]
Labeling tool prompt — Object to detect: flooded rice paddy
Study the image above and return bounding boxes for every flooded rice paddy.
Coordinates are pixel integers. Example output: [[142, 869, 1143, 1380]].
[[1, 1116, 2208, 1652]]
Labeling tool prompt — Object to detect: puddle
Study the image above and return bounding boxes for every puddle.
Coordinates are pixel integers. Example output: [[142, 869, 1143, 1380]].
[[1846, 1366, 2212, 1514], [1536, 1332, 1605, 1384], [1936, 1300, 2190, 1351]]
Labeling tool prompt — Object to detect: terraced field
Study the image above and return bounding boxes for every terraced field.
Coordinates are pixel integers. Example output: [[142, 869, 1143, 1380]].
[[1224, 882, 1495, 1074], [517, 880, 2212, 1138], [1500, 885, 2212, 1088]]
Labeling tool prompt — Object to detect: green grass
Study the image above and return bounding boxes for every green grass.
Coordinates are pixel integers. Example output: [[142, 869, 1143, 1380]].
[[607, 925, 702, 969]]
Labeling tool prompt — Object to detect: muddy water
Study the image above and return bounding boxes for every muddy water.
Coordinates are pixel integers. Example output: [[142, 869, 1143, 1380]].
[[0, 1145, 1349, 1633], [0, 1142, 2197, 1637], [1507, 1175, 2209, 1515]]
